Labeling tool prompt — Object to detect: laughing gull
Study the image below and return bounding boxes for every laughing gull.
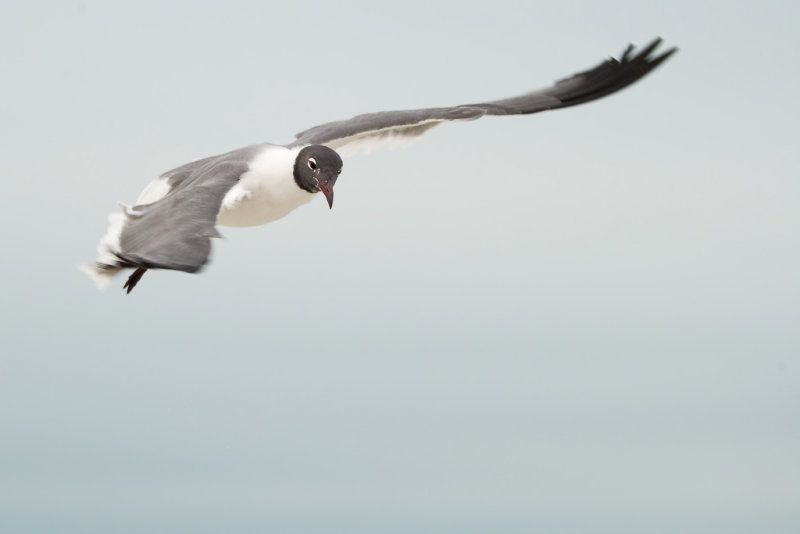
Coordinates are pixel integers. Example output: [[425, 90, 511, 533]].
[[84, 38, 676, 293]]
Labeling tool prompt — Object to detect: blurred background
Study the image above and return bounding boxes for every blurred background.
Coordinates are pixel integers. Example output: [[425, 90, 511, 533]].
[[1, 1, 798, 532]]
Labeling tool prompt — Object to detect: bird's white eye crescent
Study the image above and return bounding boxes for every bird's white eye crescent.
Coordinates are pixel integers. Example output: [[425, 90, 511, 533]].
[[308, 158, 317, 170]]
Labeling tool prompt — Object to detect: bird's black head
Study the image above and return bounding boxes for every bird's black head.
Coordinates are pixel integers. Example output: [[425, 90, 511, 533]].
[[293, 145, 343, 209]]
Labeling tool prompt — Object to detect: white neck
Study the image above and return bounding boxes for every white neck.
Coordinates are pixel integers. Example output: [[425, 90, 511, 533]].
[[217, 145, 315, 227]]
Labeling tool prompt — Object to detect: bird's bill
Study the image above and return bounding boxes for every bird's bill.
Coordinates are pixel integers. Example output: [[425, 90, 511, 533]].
[[316, 174, 337, 209], [319, 182, 334, 209]]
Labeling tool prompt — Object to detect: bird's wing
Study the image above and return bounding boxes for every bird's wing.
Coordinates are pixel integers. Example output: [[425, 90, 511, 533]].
[[115, 145, 264, 272], [291, 38, 676, 155]]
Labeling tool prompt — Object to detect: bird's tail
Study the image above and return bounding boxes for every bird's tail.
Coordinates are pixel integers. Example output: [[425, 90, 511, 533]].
[[81, 210, 128, 291], [79, 262, 123, 291]]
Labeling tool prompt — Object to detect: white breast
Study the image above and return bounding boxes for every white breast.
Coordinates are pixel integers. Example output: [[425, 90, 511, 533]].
[[216, 145, 315, 227]]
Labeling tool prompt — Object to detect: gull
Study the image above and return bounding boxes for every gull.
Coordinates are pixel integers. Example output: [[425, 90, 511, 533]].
[[83, 38, 676, 293]]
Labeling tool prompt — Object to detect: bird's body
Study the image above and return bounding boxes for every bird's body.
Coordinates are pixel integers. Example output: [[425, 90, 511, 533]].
[[218, 146, 313, 227], [134, 144, 311, 227], [84, 39, 676, 293]]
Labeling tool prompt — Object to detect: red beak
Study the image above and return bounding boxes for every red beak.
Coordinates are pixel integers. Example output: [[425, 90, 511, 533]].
[[316, 173, 337, 209], [319, 182, 334, 209]]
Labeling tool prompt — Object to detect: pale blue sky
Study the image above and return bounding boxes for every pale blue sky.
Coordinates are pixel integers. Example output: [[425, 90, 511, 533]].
[[1, 1, 798, 533]]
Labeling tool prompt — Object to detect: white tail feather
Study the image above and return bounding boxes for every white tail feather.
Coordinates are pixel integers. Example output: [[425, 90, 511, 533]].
[[79, 263, 120, 291], [82, 208, 128, 290]]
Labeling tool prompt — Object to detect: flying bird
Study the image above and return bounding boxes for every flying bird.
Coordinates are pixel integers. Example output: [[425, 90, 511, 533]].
[[84, 38, 676, 293]]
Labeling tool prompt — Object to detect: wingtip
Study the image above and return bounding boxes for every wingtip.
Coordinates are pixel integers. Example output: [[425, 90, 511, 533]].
[[620, 43, 636, 62], [657, 45, 680, 61], [618, 37, 677, 70], [629, 37, 664, 62]]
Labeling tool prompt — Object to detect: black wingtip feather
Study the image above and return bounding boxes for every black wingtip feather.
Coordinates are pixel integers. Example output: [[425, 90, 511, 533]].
[[630, 37, 663, 63], [548, 38, 677, 110], [620, 43, 636, 62]]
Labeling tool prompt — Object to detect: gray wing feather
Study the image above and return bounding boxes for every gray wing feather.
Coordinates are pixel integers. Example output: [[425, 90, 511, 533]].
[[291, 39, 676, 149], [117, 144, 264, 272]]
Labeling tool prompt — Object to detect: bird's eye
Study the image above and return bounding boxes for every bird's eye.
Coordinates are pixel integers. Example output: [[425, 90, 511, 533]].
[[308, 158, 317, 170]]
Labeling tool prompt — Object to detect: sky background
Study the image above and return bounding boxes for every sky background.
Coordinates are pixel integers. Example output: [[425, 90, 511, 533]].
[[1, 1, 798, 533]]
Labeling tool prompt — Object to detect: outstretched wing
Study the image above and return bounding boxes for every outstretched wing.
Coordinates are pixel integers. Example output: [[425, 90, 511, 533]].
[[291, 38, 676, 155], [115, 145, 264, 273]]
